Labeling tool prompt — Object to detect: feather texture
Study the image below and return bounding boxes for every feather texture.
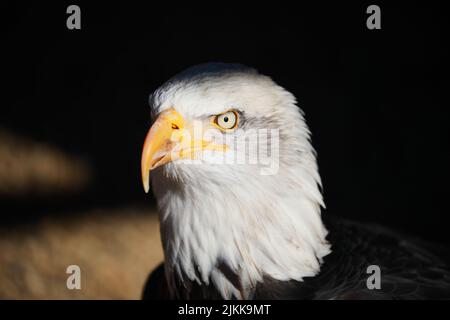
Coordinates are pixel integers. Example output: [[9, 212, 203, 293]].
[[144, 63, 450, 300]]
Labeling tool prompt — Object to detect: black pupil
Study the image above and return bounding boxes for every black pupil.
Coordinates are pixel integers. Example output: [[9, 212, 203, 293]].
[[224, 116, 229, 122]]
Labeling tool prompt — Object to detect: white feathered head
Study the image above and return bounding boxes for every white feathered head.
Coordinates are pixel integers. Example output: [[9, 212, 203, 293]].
[[141, 63, 330, 299]]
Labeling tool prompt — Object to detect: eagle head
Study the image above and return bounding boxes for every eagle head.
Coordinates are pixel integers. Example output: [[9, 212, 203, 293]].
[[141, 63, 330, 299]]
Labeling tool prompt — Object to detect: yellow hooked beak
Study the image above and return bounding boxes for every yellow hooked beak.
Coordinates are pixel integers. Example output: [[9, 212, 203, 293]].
[[141, 108, 227, 193]]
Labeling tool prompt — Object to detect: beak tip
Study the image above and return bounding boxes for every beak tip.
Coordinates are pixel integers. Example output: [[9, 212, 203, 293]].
[[142, 176, 150, 194], [141, 167, 150, 194]]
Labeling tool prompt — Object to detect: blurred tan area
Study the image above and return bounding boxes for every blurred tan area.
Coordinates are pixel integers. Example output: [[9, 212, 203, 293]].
[[0, 129, 164, 299], [0, 208, 164, 300], [0, 129, 91, 196]]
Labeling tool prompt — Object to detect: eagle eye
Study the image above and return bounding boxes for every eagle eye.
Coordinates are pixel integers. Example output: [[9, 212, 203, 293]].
[[213, 110, 238, 131]]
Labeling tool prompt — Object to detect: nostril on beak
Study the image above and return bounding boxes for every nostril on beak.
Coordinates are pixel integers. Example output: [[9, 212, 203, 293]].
[[171, 123, 180, 130]]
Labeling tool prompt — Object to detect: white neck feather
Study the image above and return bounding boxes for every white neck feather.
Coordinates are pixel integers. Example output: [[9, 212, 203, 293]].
[[152, 150, 331, 299]]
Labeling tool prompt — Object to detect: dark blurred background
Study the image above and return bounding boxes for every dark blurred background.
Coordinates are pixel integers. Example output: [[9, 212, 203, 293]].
[[0, 2, 449, 298]]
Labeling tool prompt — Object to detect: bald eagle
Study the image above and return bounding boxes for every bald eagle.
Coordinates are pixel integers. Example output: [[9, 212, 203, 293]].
[[140, 63, 450, 299]]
